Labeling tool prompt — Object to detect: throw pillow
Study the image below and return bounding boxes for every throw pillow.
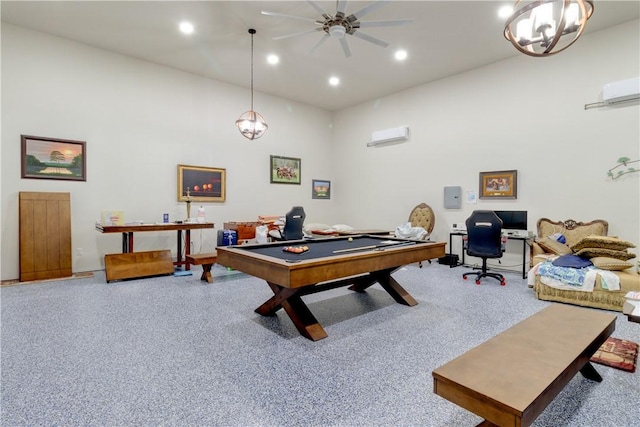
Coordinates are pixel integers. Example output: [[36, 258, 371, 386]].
[[303, 223, 331, 233], [536, 237, 573, 255], [574, 248, 636, 261], [590, 256, 633, 271], [571, 235, 636, 251], [331, 224, 354, 232]]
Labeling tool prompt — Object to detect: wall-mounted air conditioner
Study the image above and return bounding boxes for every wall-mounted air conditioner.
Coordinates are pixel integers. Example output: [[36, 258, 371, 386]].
[[367, 126, 410, 147], [603, 77, 640, 105]]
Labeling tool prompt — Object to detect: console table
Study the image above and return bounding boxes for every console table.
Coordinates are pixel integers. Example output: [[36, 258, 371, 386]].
[[449, 231, 531, 279], [96, 222, 214, 270]]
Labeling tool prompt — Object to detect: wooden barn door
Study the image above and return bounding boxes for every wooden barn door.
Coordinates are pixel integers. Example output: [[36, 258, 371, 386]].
[[19, 192, 72, 281]]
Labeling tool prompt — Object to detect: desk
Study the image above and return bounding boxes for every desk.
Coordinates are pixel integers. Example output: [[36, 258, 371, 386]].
[[433, 305, 616, 426], [217, 235, 446, 341], [449, 232, 531, 279], [96, 222, 214, 269]]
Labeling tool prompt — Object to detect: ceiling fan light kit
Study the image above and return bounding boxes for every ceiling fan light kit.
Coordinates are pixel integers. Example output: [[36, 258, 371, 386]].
[[262, 0, 412, 58], [236, 28, 268, 140], [504, 0, 594, 57], [329, 25, 346, 38]]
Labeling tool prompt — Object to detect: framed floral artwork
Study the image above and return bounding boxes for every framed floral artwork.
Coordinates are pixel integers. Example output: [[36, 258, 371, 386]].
[[479, 170, 517, 199], [270, 155, 301, 184]]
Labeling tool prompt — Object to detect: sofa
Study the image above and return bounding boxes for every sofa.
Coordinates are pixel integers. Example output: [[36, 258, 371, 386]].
[[531, 218, 640, 311]]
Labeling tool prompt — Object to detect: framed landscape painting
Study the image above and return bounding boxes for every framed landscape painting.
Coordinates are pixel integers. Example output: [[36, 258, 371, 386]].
[[312, 179, 331, 199], [21, 135, 86, 181], [479, 170, 518, 199], [270, 155, 301, 184], [177, 164, 226, 202]]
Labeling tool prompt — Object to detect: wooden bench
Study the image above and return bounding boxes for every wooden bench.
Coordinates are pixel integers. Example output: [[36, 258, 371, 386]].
[[186, 252, 217, 283], [104, 250, 174, 283], [432, 305, 616, 427]]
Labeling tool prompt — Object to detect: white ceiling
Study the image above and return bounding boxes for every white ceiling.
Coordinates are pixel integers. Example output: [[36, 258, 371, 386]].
[[2, 1, 638, 111]]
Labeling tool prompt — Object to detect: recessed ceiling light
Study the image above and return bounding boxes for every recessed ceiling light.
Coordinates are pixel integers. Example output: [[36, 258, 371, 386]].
[[179, 21, 194, 35], [498, 5, 513, 19], [394, 50, 408, 61], [329, 76, 340, 86], [267, 54, 279, 65]]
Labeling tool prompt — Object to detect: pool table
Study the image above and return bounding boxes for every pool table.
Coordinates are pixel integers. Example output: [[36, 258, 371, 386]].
[[216, 235, 446, 341]]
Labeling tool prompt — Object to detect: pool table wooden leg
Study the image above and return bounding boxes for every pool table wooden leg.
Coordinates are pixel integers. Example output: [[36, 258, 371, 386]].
[[256, 282, 328, 341], [349, 268, 418, 306], [375, 272, 418, 306], [255, 283, 294, 316]]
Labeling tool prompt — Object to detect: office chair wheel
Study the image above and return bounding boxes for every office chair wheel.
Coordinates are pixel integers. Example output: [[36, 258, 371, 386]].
[[476, 280, 481, 285], [501, 279, 506, 286]]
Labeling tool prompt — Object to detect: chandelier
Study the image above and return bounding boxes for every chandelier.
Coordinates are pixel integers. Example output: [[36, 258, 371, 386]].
[[504, 0, 594, 57], [236, 29, 268, 140]]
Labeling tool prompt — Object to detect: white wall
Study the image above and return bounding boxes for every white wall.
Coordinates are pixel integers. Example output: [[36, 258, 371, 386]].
[[330, 20, 640, 268], [1, 24, 336, 280], [2, 20, 639, 280]]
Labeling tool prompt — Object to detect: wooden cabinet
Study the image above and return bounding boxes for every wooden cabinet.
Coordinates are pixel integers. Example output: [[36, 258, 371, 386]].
[[19, 192, 72, 281]]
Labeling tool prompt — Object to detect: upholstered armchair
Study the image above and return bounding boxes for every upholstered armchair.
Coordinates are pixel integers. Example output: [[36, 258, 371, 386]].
[[408, 203, 435, 267]]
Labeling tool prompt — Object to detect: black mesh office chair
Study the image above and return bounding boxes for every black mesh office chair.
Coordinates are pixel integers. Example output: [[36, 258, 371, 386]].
[[462, 210, 506, 286], [271, 206, 306, 241]]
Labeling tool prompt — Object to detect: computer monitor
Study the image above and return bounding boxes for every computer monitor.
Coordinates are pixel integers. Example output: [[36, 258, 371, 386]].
[[494, 210, 528, 230]]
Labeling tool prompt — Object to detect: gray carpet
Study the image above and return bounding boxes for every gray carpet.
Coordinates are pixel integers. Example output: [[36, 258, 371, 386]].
[[2, 263, 639, 426]]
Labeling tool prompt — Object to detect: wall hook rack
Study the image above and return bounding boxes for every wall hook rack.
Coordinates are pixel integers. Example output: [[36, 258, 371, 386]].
[[607, 156, 639, 180]]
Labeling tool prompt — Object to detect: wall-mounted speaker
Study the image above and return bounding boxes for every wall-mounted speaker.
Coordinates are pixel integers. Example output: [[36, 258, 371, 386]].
[[444, 186, 462, 209]]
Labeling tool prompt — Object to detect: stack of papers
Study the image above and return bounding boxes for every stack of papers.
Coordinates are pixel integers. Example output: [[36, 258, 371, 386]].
[[623, 291, 640, 318]]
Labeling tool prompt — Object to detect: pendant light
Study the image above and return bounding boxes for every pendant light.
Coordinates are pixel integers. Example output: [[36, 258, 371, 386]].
[[236, 29, 268, 140], [504, 0, 594, 57]]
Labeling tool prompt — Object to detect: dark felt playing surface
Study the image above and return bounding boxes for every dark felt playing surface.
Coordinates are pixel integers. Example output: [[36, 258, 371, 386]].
[[241, 236, 408, 260]]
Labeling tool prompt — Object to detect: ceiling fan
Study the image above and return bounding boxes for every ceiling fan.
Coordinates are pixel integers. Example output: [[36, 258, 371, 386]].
[[261, 0, 412, 58]]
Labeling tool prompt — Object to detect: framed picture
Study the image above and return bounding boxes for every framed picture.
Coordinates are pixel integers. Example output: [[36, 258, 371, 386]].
[[312, 179, 331, 199], [479, 170, 518, 199], [177, 164, 226, 202], [270, 155, 301, 184], [21, 135, 86, 181]]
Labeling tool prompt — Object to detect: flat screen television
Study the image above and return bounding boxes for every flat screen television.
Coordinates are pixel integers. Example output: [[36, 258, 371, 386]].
[[494, 210, 528, 230]]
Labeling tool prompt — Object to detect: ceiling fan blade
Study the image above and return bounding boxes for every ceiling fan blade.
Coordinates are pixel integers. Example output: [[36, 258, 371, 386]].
[[339, 37, 352, 58], [350, 30, 389, 48], [308, 34, 330, 54], [307, 0, 332, 19], [350, 0, 390, 20], [261, 10, 319, 23], [358, 19, 413, 28], [273, 28, 323, 41], [336, 0, 348, 15]]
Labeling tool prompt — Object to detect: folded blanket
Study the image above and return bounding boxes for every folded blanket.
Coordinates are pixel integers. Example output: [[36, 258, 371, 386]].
[[533, 260, 622, 292], [537, 261, 596, 290]]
